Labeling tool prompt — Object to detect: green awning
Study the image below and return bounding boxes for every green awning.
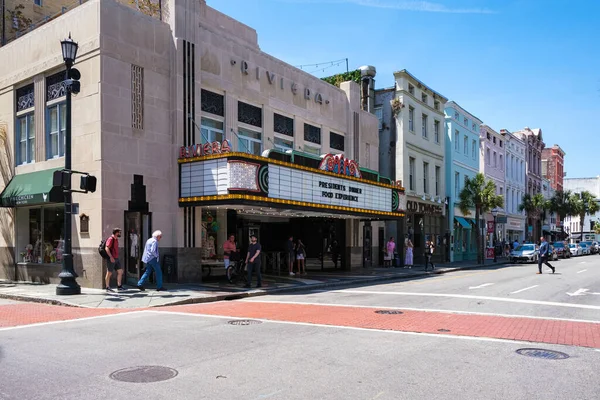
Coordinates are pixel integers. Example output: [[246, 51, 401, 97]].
[[0, 168, 63, 207], [455, 217, 472, 229]]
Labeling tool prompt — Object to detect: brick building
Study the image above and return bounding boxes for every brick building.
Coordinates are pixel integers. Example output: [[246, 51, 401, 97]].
[[541, 144, 566, 192]]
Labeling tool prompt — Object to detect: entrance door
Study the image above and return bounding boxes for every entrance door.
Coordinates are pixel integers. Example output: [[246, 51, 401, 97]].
[[378, 227, 384, 267], [124, 211, 152, 286], [363, 223, 372, 268]]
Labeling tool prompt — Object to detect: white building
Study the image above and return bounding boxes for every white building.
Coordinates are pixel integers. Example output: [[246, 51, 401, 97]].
[[563, 177, 600, 242], [501, 129, 526, 242]]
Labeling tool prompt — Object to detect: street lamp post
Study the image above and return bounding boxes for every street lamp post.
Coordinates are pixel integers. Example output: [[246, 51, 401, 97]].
[[491, 207, 499, 263], [56, 34, 81, 295]]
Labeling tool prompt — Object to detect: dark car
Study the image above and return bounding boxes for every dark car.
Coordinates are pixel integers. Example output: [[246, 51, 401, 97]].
[[552, 242, 570, 259]]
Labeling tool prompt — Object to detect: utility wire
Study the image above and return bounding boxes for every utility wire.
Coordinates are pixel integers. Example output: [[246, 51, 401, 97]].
[[296, 58, 349, 73]]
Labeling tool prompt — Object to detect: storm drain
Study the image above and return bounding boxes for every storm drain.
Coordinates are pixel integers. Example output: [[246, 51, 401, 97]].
[[516, 348, 570, 360], [437, 329, 451, 333], [228, 319, 262, 326], [375, 310, 404, 315], [109, 366, 178, 383]]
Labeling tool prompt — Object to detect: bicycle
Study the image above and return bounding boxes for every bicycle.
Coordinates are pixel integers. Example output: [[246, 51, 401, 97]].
[[226, 257, 247, 285]]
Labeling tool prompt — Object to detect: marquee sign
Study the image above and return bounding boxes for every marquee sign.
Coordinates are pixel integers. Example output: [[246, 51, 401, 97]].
[[318, 154, 362, 178], [179, 140, 231, 159]]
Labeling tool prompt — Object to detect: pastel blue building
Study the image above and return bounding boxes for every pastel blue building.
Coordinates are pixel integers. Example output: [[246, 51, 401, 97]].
[[445, 101, 482, 262]]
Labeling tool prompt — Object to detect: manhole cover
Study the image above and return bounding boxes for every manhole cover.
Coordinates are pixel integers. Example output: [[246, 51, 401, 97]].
[[374, 310, 403, 314], [516, 348, 569, 360], [228, 319, 262, 325], [109, 366, 178, 383], [437, 329, 451, 332]]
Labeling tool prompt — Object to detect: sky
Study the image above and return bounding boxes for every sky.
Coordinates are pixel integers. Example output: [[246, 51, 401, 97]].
[[207, 0, 600, 179]]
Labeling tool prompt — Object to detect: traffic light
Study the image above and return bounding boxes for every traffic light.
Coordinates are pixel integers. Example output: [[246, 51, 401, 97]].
[[80, 175, 97, 193]]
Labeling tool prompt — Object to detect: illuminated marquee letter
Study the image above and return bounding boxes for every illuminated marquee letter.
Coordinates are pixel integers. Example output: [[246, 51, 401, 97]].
[[221, 139, 231, 153]]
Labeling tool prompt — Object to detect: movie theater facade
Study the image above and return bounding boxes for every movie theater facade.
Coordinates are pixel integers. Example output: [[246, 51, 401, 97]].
[[0, 0, 405, 288]]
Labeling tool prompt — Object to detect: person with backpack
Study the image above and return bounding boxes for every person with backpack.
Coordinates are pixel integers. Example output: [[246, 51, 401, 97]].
[[103, 228, 123, 292]]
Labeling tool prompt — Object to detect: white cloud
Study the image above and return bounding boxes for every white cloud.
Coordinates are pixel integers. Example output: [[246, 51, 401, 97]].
[[276, 0, 495, 14]]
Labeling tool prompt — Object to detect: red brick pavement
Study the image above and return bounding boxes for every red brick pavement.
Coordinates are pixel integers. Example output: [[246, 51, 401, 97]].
[[0, 303, 125, 328], [163, 301, 600, 349]]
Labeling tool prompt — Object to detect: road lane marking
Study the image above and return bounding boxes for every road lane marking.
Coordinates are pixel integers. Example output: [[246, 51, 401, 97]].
[[577, 269, 588, 274], [579, 262, 587, 264], [241, 299, 600, 324], [383, 269, 500, 287], [567, 288, 589, 297], [469, 283, 495, 290], [510, 285, 538, 294], [325, 289, 600, 310]]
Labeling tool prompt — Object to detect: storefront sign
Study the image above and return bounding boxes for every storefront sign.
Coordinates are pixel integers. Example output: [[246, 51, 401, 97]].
[[179, 140, 231, 159], [507, 217, 523, 230], [406, 200, 443, 216], [318, 154, 362, 178], [4, 193, 49, 206], [234, 59, 329, 106]]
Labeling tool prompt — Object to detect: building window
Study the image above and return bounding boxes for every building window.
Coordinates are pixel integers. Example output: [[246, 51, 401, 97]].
[[303, 144, 321, 156], [304, 123, 321, 145], [486, 132, 491, 140], [434, 101, 440, 110], [472, 123, 476, 130], [16, 114, 35, 165], [471, 139, 476, 159], [409, 157, 415, 190], [423, 162, 429, 194], [408, 84, 414, 95], [464, 117, 468, 126], [434, 120, 440, 143], [273, 136, 293, 152], [421, 93, 428, 104], [493, 151, 497, 167], [493, 136, 496, 144], [46, 71, 67, 102], [330, 132, 345, 151], [499, 140, 503, 148], [374, 107, 383, 130], [201, 89, 224, 117], [131, 65, 144, 130], [421, 114, 428, 138], [34, 0, 42, 5], [408, 107, 414, 132], [273, 113, 294, 137], [435, 166, 440, 196], [486, 148, 490, 165], [454, 130, 459, 151], [199, 118, 224, 144], [463, 136, 468, 154], [16, 84, 35, 112], [454, 172, 460, 196], [454, 111, 459, 120], [238, 101, 262, 128], [46, 103, 66, 159], [500, 154, 503, 170], [17, 206, 65, 265], [238, 127, 262, 155]]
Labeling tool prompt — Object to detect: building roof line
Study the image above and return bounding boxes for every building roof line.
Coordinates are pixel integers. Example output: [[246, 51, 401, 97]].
[[392, 69, 448, 101]]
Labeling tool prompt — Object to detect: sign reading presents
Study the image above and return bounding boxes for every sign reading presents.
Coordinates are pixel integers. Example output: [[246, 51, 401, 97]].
[[179, 140, 231, 159], [318, 154, 362, 178], [406, 200, 443, 215]]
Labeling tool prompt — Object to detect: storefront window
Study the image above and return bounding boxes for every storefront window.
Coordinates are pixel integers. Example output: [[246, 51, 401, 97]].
[[17, 206, 64, 264], [238, 127, 262, 155], [274, 136, 293, 152]]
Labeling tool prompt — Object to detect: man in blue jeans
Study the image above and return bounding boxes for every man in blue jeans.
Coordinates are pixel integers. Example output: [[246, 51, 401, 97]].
[[537, 236, 556, 274], [245, 235, 262, 289], [137, 230, 165, 291]]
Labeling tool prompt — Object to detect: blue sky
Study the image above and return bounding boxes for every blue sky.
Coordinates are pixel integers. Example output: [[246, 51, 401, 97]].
[[208, 0, 600, 179]]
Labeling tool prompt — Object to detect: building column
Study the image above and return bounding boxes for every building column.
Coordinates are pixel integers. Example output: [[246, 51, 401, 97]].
[[34, 74, 45, 162]]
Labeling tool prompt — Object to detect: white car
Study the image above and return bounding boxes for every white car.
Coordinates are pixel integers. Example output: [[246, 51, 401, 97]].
[[510, 244, 539, 263], [579, 243, 592, 255], [569, 243, 583, 256]]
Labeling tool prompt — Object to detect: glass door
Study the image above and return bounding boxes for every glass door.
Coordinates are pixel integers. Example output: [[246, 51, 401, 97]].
[[124, 211, 152, 286]]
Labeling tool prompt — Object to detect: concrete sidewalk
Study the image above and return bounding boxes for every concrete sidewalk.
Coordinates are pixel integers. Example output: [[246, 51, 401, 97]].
[[0, 259, 510, 308]]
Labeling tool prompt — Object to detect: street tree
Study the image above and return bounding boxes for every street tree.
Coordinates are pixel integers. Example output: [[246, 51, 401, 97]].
[[549, 190, 574, 240], [458, 173, 504, 264], [570, 191, 599, 241], [518, 193, 549, 242]]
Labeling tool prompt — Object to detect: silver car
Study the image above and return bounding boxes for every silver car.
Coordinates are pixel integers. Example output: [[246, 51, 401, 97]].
[[510, 244, 539, 263], [569, 243, 583, 256], [579, 243, 591, 255]]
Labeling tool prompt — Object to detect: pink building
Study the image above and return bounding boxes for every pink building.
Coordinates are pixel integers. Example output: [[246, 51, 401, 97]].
[[480, 125, 506, 243], [513, 127, 545, 196]]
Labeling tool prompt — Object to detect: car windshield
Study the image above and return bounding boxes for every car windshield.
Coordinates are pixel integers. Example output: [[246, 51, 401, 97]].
[[553, 243, 564, 248], [517, 245, 534, 251], [580, 243, 588, 248], [569, 244, 576, 248]]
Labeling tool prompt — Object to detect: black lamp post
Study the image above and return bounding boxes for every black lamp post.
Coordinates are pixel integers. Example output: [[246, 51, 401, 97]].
[[491, 207, 499, 263], [56, 34, 81, 295]]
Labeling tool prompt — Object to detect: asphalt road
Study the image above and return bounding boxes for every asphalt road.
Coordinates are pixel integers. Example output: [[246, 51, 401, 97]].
[[1, 255, 599, 399]]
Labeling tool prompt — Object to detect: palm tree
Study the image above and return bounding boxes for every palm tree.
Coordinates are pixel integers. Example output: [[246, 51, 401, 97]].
[[458, 173, 504, 264], [570, 191, 600, 241], [549, 190, 574, 240], [519, 193, 549, 242]]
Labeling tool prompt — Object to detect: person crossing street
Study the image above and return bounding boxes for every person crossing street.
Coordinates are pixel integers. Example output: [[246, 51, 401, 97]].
[[537, 236, 555, 274]]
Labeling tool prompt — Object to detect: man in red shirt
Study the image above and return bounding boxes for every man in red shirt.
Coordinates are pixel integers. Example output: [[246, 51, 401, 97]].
[[223, 234, 238, 272], [105, 228, 123, 292]]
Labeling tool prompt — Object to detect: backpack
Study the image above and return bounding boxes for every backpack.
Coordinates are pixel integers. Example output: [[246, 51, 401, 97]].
[[98, 237, 110, 259]]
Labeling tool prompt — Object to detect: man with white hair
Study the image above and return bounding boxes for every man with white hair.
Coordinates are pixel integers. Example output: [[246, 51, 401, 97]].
[[137, 230, 165, 291]]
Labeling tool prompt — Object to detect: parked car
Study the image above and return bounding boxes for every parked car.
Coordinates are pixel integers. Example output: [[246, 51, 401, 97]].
[[593, 242, 600, 254], [552, 242, 570, 259], [581, 241, 598, 254], [579, 242, 592, 255], [568, 243, 583, 257], [510, 244, 539, 263]]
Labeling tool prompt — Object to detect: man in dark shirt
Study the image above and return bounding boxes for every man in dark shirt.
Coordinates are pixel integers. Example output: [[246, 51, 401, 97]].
[[245, 235, 262, 288], [287, 236, 295, 276]]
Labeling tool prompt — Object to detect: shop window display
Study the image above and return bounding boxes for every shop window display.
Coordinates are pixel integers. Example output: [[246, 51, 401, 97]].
[[201, 210, 219, 261], [17, 207, 64, 264]]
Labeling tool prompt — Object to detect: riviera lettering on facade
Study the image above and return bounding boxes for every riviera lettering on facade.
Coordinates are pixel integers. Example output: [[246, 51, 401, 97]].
[[235, 59, 329, 105], [179, 140, 231, 159], [319, 154, 362, 178]]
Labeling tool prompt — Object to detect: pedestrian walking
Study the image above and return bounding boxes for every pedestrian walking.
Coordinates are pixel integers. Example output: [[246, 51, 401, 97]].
[[296, 239, 307, 275], [384, 237, 395, 267], [104, 228, 124, 292], [245, 235, 262, 288], [537, 236, 555, 274], [287, 236, 295, 276], [513, 239, 520, 250], [137, 230, 165, 291], [424, 240, 435, 270], [404, 239, 413, 269]]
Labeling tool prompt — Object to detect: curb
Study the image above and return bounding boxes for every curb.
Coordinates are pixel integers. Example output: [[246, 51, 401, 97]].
[[0, 262, 509, 308]]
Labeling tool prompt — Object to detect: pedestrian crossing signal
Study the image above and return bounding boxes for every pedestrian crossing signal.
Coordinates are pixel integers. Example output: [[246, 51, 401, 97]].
[[80, 175, 97, 193]]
